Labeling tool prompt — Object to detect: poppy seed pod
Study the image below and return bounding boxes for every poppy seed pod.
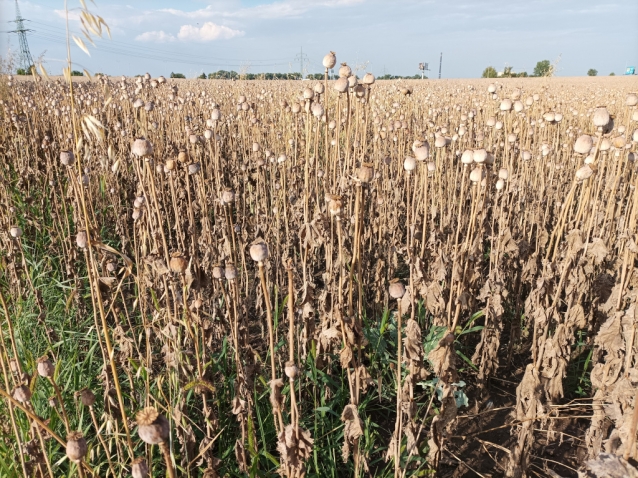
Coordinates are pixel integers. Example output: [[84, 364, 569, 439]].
[[221, 188, 235, 204], [514, 101, 524, 113], [136, 407, 170, 445], [212, 264, 225, 280], [323, 51, 336, 69], [176, 151, 188, 163], [79, 388, 96, 406], [613, 136, 626, 149], [13, 385, 31, 403], [347, 75, 358, 88], [66, 432, 88, 463], [576, 165, 594, 181], [9, 225, 22, 238], [626, 94, 638, 107], [442, 333, 455, 345], [249, 241, 268, 262], [311, 103, 324, 118], [434, 135, 446, 148], [169, 253, 188, 274], [144, 102, 154, 112], [36, 356, 54, 378], [133, 98, 144, 109], [461, 150, 473, 165], [592, 107, 610, 127], [574, 135, 593, 154], [225, 263, 238, 280], [522, 150, 532, 161], [211, 108, 221, 121], [60, 150, 75, 166], [389, 279, 405, 299], [495, 178, 505, 190], [284, 361, 299, 380], [334, 77, 348, 94], [362, 72, 375, 85], [498, 168, 509, 180], [487, 84, 496, 93], [76, 231, 88, 249], [338, 63, 352, 78], [132, 138, 153, 157], [469, 167, 485, 183], [357, 162, 374, 183], [303, 88, 314, 100], [414, 143, 430, 161], [500, 99, 512, 111], [132, 457, 149, 478], [328, 195, 342, 217], [473, 149, 487, 164], [403, 156, 416, 172], [314, 82, 325, 95]]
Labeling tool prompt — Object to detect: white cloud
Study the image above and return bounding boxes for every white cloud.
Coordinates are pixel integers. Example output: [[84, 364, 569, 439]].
[[53, 9, 81, 21], [177, 22, 244, 42], [135, 31, 176, 43]]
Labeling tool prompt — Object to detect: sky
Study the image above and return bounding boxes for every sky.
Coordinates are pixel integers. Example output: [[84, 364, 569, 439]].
[[1, 0, 637, 78]]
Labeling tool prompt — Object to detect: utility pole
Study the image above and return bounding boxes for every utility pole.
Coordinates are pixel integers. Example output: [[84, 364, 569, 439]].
[[419, 62, 430, 80], [8, 0, 35, 74], [438, 52, 443, 79], [294, 47, 309, 80]]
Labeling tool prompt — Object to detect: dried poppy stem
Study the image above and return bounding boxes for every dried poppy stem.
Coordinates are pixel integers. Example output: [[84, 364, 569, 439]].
[[255, 251, 284, 433], [159, 442, 176, 478], [88, 405, 117, 477], [389, 280, 406, 477], [49, 378, 71, 433], [395, 296, 403, 477]]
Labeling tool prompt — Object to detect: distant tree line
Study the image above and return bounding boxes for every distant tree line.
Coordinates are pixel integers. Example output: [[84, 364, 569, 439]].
[[481, 60, 554, 78], [168, 70, 429, 80], [205, 71, 304, 80]]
